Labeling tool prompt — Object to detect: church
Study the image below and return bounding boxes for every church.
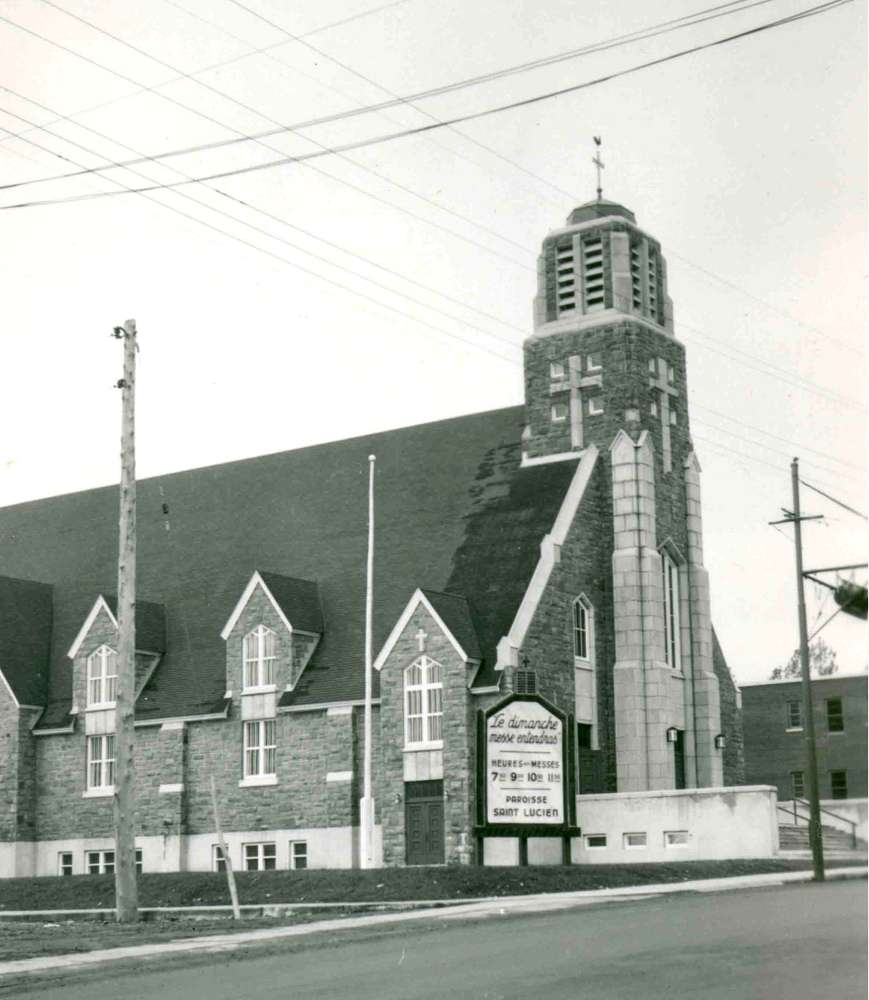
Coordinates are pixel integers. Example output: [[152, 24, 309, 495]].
[[0, 197, 754, 878]]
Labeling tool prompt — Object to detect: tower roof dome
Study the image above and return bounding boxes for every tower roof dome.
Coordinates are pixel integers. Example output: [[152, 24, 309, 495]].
[[567, 200, 636, 226]]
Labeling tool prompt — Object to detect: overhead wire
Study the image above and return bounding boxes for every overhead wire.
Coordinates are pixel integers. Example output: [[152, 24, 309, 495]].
[[800, 480, 868, 520]]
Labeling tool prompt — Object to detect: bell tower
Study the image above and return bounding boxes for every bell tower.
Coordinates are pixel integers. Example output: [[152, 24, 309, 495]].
[[521, 193, 725, 792]]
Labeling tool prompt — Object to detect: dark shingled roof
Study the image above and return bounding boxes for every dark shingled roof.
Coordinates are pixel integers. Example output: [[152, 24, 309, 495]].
[[0, 406, 578, 720], [259, 572, 323, 634], [0, 575, 53, 706], [101, 596, 167, 654], [421, 590, 482, 662]]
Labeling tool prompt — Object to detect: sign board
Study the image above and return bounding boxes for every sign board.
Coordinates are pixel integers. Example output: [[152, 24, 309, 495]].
[[475, 693, 579, 841], [486, 699, 565, 824]]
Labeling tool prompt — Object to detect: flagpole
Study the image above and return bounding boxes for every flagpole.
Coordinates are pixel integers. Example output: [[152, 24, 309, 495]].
[[360, 454, 376, 868]]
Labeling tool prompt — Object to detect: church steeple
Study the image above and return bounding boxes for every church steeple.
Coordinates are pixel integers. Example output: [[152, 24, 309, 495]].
[[522, 201, 687, 472]]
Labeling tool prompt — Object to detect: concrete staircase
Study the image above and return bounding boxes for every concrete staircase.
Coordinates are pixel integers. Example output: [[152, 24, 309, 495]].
[[778, 823, 866, 855]]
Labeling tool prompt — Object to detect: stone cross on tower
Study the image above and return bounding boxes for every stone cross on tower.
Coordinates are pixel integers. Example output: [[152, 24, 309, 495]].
[[648, 357, 678, 473], [550, 355, 603, 450]]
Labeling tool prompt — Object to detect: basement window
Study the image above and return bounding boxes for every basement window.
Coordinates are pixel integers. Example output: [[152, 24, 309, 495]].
[[59, 852, 73, 876], [585, 834, 607, 849], [86, 850, 115, 875], [290, 841, 308, 870], [624, 832, 647, 849], [136, 848, 143, 875], [830, 771, 848, 800], [664, 831, 689, 847], [213, 845, 228, 872], [245, 842, 277, 871]]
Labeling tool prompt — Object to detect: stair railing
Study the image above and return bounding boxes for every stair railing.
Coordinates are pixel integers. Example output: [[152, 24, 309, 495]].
[[777, 798, 859, 849]]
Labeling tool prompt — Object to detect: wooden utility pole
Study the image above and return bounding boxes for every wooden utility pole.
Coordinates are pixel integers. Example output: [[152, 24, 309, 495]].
[[360, 455, 376, 868], [114, 319, 139, 921], [789, 458, 825, 882], [210, 776, 241, 919]]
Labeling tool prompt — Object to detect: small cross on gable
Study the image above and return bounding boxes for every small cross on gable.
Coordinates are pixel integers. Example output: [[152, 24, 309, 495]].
[[550, 355, 603, 449], [415, 627, 428, 652]]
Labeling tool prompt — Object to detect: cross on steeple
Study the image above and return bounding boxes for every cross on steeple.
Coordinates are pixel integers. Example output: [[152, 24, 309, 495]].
[[550, 356, 603, 450], [648, 357, 678, 473], [592, 136, 604, 202]]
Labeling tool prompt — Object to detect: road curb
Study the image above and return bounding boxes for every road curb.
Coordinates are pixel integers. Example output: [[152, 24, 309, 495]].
[[0, 866, 865, 983]]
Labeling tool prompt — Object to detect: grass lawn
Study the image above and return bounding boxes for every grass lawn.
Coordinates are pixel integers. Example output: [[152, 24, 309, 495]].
[[0, 857, 860, 913]]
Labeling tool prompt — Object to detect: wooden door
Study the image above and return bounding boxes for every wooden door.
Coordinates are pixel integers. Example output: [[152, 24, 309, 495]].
[[405, 798, 445, 865]]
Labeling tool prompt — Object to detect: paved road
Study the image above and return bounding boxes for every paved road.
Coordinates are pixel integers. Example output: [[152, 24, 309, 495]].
[[23, 881, 867, 999]]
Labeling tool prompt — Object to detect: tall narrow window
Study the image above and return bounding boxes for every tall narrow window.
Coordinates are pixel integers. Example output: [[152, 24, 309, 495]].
[[243, 625, 277, 689], [573, 596, 598, 754], [786, 701, 803, 730], [87, 645, 118, 705], [661, 552, 681, 669], [791, 771, 805, 799], [573, 601, 588, 660], [244, 719, 276, 778], [826, 698, 844, 733], [582, 238, 604, 311], [404, 656, 443, 746], [87, 734, 115, 790], [830, 770, 848, 799], [647, 252, 658, 318], [630, 245, 642, 310], [555, 244, 575, 315]]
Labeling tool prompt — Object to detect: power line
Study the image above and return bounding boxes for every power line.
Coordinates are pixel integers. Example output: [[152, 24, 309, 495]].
[[800, 479, 868, 520], [1, 1, 852, 211]]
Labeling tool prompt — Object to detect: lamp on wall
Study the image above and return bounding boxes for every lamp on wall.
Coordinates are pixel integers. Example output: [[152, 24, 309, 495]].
[[666, 726, 679, 743], [393, 792, 402, 805], [714, 734, 726, 749]]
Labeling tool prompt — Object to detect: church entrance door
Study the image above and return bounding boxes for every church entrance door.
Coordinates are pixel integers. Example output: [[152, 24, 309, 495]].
[[405, 780, 445, 865]]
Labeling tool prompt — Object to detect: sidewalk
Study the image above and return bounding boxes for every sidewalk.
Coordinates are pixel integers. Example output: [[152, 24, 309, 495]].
[[1, 866, 864, 984]]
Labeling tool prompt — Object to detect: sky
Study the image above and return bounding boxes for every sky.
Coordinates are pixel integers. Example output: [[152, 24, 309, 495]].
[[0, 0, 865, 686]]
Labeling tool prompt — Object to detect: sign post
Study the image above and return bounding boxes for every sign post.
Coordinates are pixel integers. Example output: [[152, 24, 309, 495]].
[[476, 694, 579, 866]]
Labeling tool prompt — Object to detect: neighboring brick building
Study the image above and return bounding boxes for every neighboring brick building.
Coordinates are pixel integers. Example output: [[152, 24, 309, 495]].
[[0, 199, 743, 877], [741, 674, 868, 801]]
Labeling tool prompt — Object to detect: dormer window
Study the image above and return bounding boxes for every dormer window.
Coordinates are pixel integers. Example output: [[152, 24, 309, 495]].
[[405, 655, 443, 747], [244, 625, 277, 689], [87, 645, 117, 706]]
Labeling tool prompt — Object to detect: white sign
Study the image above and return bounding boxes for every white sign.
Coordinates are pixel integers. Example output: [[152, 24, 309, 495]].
[[486, 700, 564, 825]]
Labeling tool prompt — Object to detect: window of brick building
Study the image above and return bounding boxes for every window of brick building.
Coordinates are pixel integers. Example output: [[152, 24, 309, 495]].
[[290, 841, 308, 870], [244, 842, 276, 871], [550, 362, 565, 380], [587, 354, 602, 372], [826, 698, 844, 733], [791, 771, 805, 799], [136, 848, 143, 874], [830, 771, 848, 800], [59, 852, 73, 876], [86, 850, 115, 874], [404, 655, 443, 747], [87, 734, 115, 790], [243, 625, 277, 689], [588, 396, 604, 415], [244, 719, 276, 778], [87, 645, 117, 705], [213, 845, 228, 872], [786, 701, 803, 730], [551, 402, 568, 423]]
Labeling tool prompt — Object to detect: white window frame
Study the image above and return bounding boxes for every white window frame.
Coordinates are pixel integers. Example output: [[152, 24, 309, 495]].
[[551, 402, 568, 423], [243, 719, 277, 782], [290, 841, 308, 870], [87, 645, 118, 706], [791, 771, 805, 799], [86, 849, 115, 874], [550, 361, 565, 380], [587, 354, 602, 372], [244, 842, 277, 871], [213, 844, 229, 872], [243, 625, 277, 691], [573, 599, 590, 661], [404, 655, 443, 749], [661, 551, 681, 669], [87, 733, 115, 792], [584, 834, 607, 850], [59, 852, 73, 876], [624, 832, 648, 849], [664, 831, 689, 848], [786, 700, 803, 731], [588, 396, 604, 415]]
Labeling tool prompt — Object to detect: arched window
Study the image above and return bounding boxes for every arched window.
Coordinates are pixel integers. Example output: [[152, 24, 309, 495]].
[[661, 552, 681, 669], [573, 599, 590, 661], [404, 655, 443, 747], [87, 645, 118, 705], [243, 625, 277, 688]]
